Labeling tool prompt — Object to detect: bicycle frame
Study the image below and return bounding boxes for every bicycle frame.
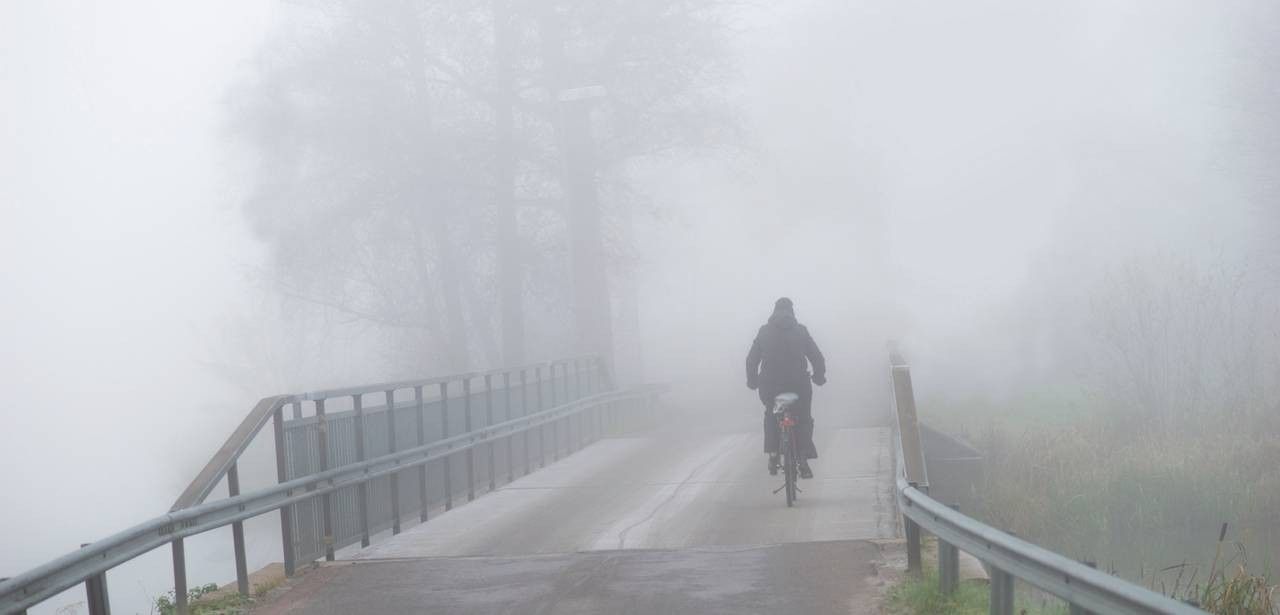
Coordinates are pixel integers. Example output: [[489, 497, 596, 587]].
[[771, 394, 801, 506]]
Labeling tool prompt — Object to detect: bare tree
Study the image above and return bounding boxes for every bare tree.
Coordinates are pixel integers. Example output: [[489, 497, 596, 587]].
[[230, 0, 737, 376]]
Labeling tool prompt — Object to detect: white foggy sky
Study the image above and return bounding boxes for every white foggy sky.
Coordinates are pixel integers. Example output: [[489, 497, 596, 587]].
[[1, 0, 276, 579], [1, 0, 1273, 610]]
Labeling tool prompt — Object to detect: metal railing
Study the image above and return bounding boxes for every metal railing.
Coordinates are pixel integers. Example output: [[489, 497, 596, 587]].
[[0, 356, 664, 615], [889, 357, 1204, 615]]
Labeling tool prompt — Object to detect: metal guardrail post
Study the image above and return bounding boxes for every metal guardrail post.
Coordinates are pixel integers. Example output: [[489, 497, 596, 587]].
[[171, 538, 187, 615], [464, 378, 476, 502], [904, 490, 922, 574], [272, 406, 296, 577], [504, 371, 514, 483], [415, 386, 428, 522], [485, 374, 496, 492], [560, 361, 569, 403], [385, 390, 401, 535], [939, 503, 960, 595], [440, 382, 453, 511], [521, 369, 531, 476], [891, 365, 928, 488], [550, 364, 561, 461], [989, 566, 1014, 615], [78, 544, 110, 615], [316, 398, 335, 562], [353, 394, 371, 548], [1069, 562, 1098, 615], [535, 366, 546, 468], [226, 463, 249, 595], [572, 358, 582, 399]]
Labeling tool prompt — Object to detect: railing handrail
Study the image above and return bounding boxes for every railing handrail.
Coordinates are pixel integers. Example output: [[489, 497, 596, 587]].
[[171, 394, 294, 511], [0, 384, 659, 614], [296, 354, 603, 401], [888, 359, 1203, 614], [170, 355, 604, 511]]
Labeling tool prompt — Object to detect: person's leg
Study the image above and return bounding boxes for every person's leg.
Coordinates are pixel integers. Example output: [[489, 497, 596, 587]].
[[760, 390, 780, 474], [793, 382, 816, 478], [796, 382, 817, 460]]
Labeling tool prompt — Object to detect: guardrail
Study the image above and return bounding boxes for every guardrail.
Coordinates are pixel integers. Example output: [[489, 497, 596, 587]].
[[888, 357, 1204, 615], [0, 356, 663, 615]]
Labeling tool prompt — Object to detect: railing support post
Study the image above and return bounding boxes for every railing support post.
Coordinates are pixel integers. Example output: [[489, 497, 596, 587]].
[[272, 406, 296, 576], [441, 382, 453, 511], [521, 369, 531, 476], [989, 566, 1014, 615], [316, 398, 335, 562], [227, 462, 249, 595], [504, 371, 514, 483], [171, 538, 187, 615], [353, 393, 370, 548], [415, 386, 428, 522], [551, 366, 561, 462], [939, 505, 960, 595], [904, 482, 923, 574], [1069, 562, 1098, 615], [485, 374, 496, 492], [904, 517, 922, 574], [80, 544, 110, 615], [464, 378, 476, 501], [536, 366, 546, 468], [386, 390, 401, 535]]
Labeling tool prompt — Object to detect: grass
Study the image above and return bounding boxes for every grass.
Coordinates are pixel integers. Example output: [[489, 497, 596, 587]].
[[152, 575, 283, 615], [886, 569, 1068, 615], [919, 388, 1280, 614]]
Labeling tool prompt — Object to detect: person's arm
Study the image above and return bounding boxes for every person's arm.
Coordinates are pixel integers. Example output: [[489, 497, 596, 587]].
[[745, 331, 763, 390], [803, 326, 826, 385]]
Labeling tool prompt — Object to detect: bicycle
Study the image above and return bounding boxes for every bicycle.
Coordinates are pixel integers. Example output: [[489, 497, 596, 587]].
[[771, 392, 801, 507]]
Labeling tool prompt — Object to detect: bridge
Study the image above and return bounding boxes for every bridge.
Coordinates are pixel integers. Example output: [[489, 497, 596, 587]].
[[1, 356, 1204, 614]]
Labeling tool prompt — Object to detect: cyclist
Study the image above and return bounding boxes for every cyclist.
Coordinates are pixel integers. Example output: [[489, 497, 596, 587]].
[[745, 297, 826, 478]]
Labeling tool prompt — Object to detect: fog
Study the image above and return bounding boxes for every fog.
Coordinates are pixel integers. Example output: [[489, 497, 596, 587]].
[[3, 0, 1277, 612]]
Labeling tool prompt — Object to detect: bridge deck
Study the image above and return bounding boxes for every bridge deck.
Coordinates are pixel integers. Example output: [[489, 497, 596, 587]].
[[258, 426, 896, 614]]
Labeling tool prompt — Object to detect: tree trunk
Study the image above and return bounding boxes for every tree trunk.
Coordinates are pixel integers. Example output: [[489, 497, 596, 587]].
[[431, 208, 472, 372], [493, 0, 526, 368], [539, 12, 615, 366]]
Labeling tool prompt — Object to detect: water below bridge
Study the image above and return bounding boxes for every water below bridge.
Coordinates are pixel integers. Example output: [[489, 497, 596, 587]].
[[254, 425, 898, 614]]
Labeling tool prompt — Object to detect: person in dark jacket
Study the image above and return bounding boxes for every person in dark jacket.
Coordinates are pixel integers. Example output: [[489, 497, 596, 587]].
[[745, 297, 826, 478]]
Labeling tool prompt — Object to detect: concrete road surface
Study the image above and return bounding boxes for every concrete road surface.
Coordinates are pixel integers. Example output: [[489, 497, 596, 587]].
[[258, 426, 897, 614]]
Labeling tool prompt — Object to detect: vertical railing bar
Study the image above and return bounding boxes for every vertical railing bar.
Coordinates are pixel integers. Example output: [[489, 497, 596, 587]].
[[272, 405, 296, 577], [560, 360, 569, 405], [576, 358, 586, 402], [536, 365, 546, 467], [171, 538, 187, 615], [290, 400, 301, 420], [353, 393, 370, 548], [415, 386, 428, 522], [521, 369, 531, 476], [1069, 563, 1099, 615], [504, 371, 514, 483], [463, 377, 476, 502], [386, 389, 401, 535], [550, 364, 560, 461], [81, 543, 110, 615], [990, 566, 1014, 615], [441, 381, 453, 510], [485, 374, 496, 492], [316, 398, 334, 562], [227, 463, 249, 595]]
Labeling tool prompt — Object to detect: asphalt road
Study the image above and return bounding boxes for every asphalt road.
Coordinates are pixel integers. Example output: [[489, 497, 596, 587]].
[[258, 426, 896, 614]]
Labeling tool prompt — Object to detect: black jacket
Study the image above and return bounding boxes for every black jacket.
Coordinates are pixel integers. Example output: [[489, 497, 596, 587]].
[[745, 309, 825, 391]]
